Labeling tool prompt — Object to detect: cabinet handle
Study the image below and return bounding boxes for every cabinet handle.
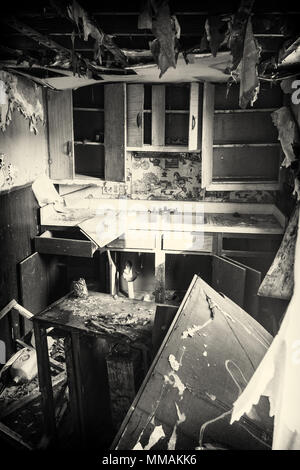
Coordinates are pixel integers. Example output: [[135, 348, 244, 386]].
[[192, 115, 196, 130], [136, 112, 142, 128], [66, 141, 72, 157]]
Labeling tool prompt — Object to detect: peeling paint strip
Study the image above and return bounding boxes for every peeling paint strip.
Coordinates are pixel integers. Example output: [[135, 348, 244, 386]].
[[167, 403, 186, 450], [168, 346, 186, 371], [168, 354, 180, 371], [181, 319, 212, 339], [164, 371, 186, 396], [133, 425, 165, 450]]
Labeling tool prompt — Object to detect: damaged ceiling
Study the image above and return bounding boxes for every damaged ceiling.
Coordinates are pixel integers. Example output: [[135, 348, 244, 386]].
[[0, 0, 299, 96]]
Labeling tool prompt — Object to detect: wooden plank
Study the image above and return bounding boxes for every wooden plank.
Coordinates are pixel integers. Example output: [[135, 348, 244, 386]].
[[0, 301, 34, 321], [47, 89, 74, 180], [113, 275, 273, 451], [127, 84, 144, 148], [212, 255, 246, 307], [104, 83, 125, 182], [151, 85, 165, 146], [188, 82, 200, 150], [34, 235, 96, 258], [258, 207, 298, 299], [201, 82, 215, 188], [33, 323, 57, 444], [0, 300, 17, 322], [0, 422, 32, 450]]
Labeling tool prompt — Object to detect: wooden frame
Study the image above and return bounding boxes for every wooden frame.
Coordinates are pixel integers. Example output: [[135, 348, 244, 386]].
[[201, 82, 282, 191]]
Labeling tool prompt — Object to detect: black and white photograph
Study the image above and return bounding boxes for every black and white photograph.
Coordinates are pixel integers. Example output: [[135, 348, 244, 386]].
[[0, 0, 300, 459]]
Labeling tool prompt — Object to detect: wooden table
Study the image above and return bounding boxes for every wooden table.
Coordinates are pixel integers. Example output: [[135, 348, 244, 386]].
[[32, 291, 158, 448]]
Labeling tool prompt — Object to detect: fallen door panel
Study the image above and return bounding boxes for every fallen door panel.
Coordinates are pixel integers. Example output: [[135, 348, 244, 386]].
[[113, 275, 273, 451]]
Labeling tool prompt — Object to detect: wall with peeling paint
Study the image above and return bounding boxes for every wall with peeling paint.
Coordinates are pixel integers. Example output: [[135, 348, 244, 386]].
[[0, 75, 48, 192]]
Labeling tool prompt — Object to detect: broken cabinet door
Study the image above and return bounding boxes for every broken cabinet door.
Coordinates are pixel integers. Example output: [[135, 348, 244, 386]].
[[223, 256, 262, 320], [127, 84, 144, 147], [104, 83, 126, 182], [211, 255, 246, 307], [47, 89, 74, 180]]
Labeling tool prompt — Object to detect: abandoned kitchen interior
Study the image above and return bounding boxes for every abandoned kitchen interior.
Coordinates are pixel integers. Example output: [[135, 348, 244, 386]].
[[0, 0, 300, 452]]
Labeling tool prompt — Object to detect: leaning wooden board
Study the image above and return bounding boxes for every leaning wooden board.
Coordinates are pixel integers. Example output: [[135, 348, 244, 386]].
[[113, 275, 273, 450]]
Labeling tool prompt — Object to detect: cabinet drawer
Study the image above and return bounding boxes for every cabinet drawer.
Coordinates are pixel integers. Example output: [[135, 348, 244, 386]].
[[163, 232, 213, 252], [107, 230, 156, 250], [34, 230, 97, 258]]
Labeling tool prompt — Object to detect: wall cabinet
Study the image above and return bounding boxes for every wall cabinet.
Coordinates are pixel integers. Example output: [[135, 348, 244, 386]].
[[47, 84, 126, 183], [126, 83, 203, 152], [201, 81, 283, 190]]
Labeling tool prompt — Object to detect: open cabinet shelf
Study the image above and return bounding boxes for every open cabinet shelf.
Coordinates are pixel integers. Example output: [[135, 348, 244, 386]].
[[201, 81, 283, 190]]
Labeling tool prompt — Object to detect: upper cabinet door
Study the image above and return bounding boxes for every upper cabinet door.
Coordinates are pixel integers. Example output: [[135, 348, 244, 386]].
[[127, 84, 144, 148], [188, 83, 201, 151], [104, 83, 125, 182], [47, 89, 74, 180], [151, 85, 165, 146]]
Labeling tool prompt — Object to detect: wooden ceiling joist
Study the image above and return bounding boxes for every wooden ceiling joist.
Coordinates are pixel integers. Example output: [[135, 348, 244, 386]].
[[51, 0, 128, 66], [0, 44, 38, 63], [1, 16, 130, 76], [3, 17, 71, 58]]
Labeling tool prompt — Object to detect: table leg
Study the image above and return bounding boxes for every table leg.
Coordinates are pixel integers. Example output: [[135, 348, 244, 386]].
[[33, 322, 57, 444]]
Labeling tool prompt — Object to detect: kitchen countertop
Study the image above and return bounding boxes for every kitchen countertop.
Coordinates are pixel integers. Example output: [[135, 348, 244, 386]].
[[40, 205, 285, 237]]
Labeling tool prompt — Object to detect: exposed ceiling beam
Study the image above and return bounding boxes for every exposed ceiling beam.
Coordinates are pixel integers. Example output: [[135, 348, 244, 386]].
[[11, 10, 300, 18], [51, 0, 128, 66], [0, 44, 39, 63], [1, 31, 286, 38], [0, 16, 130, 75], [2, 17, 72, 58]]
